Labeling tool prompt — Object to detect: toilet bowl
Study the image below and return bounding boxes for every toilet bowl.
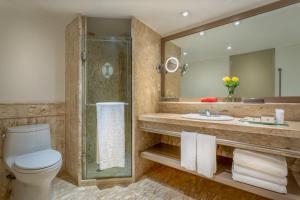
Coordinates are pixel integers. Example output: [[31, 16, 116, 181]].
[[3, 124, 62, 200]]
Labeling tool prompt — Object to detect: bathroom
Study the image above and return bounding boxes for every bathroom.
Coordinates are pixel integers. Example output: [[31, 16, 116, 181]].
[[0, 0, 300, 199]]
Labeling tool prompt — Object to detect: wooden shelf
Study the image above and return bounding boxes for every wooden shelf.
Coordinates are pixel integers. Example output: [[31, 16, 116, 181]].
[[141, 143, 300, 200], [140, 126, 300, 158]]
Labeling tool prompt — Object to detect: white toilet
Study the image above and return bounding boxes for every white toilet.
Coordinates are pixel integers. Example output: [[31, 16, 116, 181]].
[[3, 124, 62, 200]]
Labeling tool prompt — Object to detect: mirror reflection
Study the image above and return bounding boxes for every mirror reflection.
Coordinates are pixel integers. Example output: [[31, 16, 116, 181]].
[[164, 3, 300, 100]]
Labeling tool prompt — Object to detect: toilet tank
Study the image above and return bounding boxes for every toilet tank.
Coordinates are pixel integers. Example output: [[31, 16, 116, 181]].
[[3, 124, 51, 161]]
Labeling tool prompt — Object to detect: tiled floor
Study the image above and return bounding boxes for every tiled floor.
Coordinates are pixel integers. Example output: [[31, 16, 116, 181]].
[[54, 166, 267, 200], [54, 177, 192, 200]]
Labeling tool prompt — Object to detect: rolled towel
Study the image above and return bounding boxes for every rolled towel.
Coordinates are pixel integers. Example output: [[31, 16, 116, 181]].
[[233, 149, 287, 177], [232, 171, 287, 194], [233, 164, 287, 186]]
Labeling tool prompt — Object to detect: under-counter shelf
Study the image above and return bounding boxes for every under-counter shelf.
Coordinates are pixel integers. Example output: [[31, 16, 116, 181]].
[[140, 126, 300, 158], [141, 143, 300, 200]]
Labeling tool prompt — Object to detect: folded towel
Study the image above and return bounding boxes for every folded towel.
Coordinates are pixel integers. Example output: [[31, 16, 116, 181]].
[[180, 132, 197, 171], [197, 134, 217, 178], [232, 171, 287, 194], [96, 102, 125, 170], [233, 164, 287, 186], [200, 97, 218, 102], [233, 149, 287, 177]]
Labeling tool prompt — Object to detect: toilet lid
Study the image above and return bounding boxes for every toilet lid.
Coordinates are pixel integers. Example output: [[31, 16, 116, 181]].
[[14, 149, 61, 170]]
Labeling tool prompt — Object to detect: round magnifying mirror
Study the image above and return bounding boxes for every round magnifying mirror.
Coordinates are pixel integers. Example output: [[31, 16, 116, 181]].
[[165, 57, 179, 73]]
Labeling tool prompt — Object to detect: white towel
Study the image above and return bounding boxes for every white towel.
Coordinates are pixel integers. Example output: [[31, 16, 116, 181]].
[[196, 134, 217, 178], [232, 171, 287, 194], [233, 164, 287, 186], [180, 132, 197, 171], [96, 102, 125, 170], [233, 149, 287, 177]]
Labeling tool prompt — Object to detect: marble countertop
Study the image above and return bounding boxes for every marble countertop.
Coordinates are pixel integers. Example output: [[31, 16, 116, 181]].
[[139, 113, 300, 139]]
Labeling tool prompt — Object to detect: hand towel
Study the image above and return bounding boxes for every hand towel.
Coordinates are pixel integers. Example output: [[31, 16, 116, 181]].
[[233, 164, 287, 186], [232, 171, 287, 194], [196, 134, 217, 178], [180, 132, 197, 171], [96, 102, 125, 170], [233, 149, 287, 177], [200, 97, 218, 102]]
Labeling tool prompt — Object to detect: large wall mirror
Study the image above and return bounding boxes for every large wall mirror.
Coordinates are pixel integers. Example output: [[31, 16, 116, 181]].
[[162, 1, 300, 102]]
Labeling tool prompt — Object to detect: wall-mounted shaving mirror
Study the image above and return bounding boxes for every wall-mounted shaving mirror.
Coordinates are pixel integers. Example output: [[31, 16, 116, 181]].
[[165, 57, 179, 73], [162, 1, 300, 101]]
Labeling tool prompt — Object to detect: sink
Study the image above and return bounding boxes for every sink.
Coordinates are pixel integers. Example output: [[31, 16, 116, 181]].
[[181, 113, 234, 121]]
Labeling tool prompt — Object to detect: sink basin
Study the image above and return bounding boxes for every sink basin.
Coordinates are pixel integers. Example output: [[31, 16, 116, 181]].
[[181, 113, 234, 121]]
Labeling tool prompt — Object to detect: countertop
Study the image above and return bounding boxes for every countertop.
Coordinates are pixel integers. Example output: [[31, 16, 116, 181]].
[[139, 113, 300, 139]]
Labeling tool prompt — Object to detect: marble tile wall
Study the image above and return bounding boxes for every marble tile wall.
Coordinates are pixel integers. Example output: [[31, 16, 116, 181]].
[[164, 41, 181, 97], [86, 37, 128, 103], [65, 16, 83, 185], [0, 103, 65, 199], [131, 18, 162, 181]]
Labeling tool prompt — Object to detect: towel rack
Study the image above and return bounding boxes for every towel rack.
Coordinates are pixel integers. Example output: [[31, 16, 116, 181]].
[[86, 103, 129, 106], [140, 126, 300, 158]]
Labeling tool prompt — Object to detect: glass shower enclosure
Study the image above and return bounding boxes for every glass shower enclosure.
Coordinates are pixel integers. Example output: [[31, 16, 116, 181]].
[[82, 18, 132, 180]]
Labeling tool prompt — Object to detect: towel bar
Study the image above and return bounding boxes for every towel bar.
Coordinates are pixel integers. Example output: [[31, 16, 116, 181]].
[[140, 126, 300, 158], [86, 103, 129, 106]]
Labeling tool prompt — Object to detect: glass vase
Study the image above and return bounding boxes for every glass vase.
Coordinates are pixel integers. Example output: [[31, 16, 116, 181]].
[[227, 87, 235, 102]]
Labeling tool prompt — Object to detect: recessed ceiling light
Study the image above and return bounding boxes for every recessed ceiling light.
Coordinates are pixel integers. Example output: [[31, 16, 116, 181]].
[[183, 52, 188, 56], [181, 11, 190, 17], [199, 31, 205, 36], [233, 21, 240, 26], [227, 46, 232, 50]]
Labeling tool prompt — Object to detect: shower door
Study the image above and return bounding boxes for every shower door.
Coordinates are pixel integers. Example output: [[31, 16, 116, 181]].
[[82, 35, 132, 179]]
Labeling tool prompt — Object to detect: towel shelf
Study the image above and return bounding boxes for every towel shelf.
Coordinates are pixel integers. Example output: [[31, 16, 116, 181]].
[[141, 143, 300, 200], [140, 126, 300, 159]]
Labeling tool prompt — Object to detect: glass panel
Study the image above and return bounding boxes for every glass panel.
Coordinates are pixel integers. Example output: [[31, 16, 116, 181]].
[[83, 36, 132, 179]]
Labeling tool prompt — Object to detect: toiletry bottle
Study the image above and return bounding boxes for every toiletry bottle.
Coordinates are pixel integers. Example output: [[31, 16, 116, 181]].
[[275, 109, 284, 124]]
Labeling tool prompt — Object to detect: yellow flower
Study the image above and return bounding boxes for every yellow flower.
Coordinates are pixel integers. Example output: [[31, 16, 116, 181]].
[[223, 76, 231, 82], [232, 76, 239, 82]]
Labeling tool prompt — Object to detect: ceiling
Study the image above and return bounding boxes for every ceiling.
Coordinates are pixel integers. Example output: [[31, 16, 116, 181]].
[[0, 0, 277, 36], [172, 3, 300, 63]]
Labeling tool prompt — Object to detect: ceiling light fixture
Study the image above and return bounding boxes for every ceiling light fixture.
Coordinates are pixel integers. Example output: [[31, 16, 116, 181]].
[[227, 46, 232, 50], [199, 31, 205, 36], [233, 21, 240, 26], [183, 52, 188, 56], [181, 10, 190, 17]]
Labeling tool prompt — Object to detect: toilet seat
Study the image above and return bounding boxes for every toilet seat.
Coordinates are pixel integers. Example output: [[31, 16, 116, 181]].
[[13, 149, 62, 174]]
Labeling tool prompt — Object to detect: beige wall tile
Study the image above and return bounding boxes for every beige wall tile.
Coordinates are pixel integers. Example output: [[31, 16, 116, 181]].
[[131, 18, 162, 180]]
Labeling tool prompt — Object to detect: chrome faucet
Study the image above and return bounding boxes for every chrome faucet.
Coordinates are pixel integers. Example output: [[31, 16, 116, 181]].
[[199, 109, 211, 117], [199, 109, 219, 117]]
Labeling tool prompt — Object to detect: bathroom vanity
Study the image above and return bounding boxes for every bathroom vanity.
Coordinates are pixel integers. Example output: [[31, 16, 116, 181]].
[[139, 1, 300, 199], [139, 102, 300, 200]]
